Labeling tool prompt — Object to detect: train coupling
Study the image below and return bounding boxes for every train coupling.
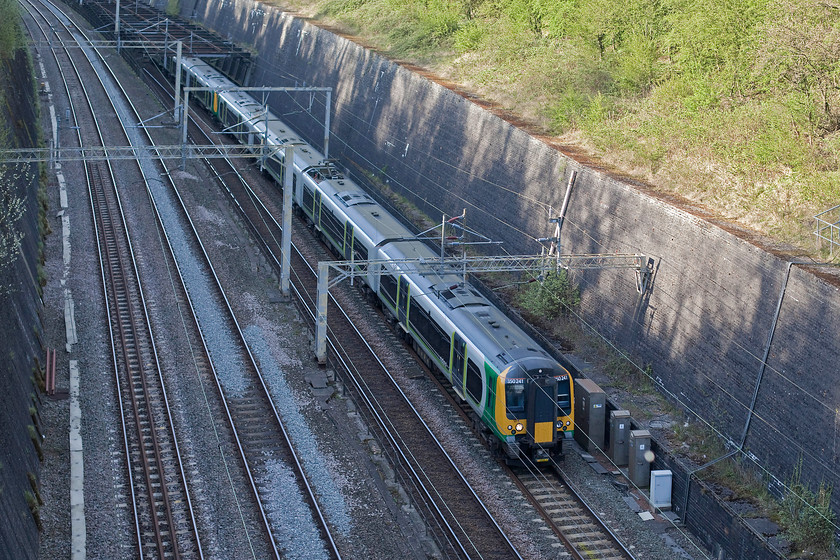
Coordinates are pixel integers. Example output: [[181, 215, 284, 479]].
[[532, 447, 551, 464]]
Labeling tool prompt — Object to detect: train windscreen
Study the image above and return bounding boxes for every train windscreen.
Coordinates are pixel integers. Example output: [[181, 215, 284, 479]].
[[505, 382, 525, 416]]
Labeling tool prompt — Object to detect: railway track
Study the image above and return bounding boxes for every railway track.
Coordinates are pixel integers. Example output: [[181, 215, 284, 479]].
[[21, 2, 202, 557], [516, 470, 631, 560], [136, 60, 526, 558], [28, 1, 342, 557], [160, 72, 636, 560], [417, 328, 634, 560]]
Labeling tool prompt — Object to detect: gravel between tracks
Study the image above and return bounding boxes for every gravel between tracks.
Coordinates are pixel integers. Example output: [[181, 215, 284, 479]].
[[34, 4, 429, 558], [33, 2, 713, 559]]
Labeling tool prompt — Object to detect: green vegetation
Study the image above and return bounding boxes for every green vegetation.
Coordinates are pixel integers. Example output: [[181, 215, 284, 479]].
[[605, 359, 654, 394], [280, 0, 840, 255], [27, 425, 42, 462], [360, 167, 437, 231], [515, 269, 580, 319], [27, 472, 42, 506], [166, 0, 180, 18], [23, 490, 41, 530], [0, 0, 23, 57], [780, 459, 836, 557]]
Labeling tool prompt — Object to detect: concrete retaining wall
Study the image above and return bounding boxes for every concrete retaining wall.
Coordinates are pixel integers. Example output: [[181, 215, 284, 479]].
[[176, 0, 840, 528], [0, 49, 46, 559]]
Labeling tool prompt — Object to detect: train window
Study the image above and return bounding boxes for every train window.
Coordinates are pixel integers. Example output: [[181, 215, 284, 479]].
[[380, 274, 397, 308], [505, 383, 525, 417], [557, 381, 572, 416], [353, 238, 368, 262], [320, 207, 344, 247], [408, 300, 449, 364], [302, 187, 314, 214], [223, 104, 237, 127], [466, 360, 482, 403], [265, 157, 283, 183]]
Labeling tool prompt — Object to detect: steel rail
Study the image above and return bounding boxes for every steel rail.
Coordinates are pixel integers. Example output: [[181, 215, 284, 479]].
[[404, 314, 636, 560], [143, 60, 525, 558], [112, 42, 342, 560], [22, 1, 202, 557]]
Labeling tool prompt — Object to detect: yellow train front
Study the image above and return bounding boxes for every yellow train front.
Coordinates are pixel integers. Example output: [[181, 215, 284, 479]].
[[490, 353, 574, 465]]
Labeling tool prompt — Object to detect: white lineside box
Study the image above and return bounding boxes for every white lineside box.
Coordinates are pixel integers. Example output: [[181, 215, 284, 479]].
[[649, 470, 673, 510]]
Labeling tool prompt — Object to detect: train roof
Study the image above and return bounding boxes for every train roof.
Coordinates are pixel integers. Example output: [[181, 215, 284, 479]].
[[180, 57, 561, 376], [181, 57, 319, 167], [315, 171, 417, 245], [378, 243, 556, 371]]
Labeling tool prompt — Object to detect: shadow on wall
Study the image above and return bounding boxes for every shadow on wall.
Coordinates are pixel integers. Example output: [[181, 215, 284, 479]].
[[180, 0, 840, 525]]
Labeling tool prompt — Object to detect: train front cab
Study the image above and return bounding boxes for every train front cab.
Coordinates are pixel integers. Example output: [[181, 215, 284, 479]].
[[495, 355, 574, 465]]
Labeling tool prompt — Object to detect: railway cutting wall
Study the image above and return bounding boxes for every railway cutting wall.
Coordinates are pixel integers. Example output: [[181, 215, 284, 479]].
[[174, 0, 839, 533], [0, 48, 45, 559]]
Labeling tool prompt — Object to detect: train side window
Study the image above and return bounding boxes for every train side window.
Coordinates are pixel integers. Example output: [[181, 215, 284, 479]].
[[557, 380, 572, 416], [302, 187, 314, 214], [320, 207, 344, 246], [506, 383, 525, 417], [266, 156, 283, 183], [353, 238, 368, 262], [408, 299, 449, 364], [380, 273, 397, 308], [466, 359, 482, 403]]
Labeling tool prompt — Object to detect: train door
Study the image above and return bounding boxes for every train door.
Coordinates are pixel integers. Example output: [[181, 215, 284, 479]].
[[527, 377, 558, 446], [344, 223, 354, 259], [314, 190, 322, 227], [397, 276, 409, 325], [451, 333, 466, 397]]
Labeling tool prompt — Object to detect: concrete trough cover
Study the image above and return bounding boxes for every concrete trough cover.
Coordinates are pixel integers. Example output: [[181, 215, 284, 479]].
[[662, 511, 682, 525], [305, 371, 329, 389], [623, 496, 642, 512], [588, 461, 609, 474]]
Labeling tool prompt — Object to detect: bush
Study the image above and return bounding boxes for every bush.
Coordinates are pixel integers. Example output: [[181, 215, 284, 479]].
[[515, 269, 580, 319], [779, 459, 836, 556], [453, 20, 483, 52]]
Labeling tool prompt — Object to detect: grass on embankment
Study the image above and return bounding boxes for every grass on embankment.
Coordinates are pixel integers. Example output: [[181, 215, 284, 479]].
[[275, 0, 840, 258]]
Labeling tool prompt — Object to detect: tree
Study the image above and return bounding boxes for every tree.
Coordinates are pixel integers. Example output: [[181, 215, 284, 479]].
[[757, 0, 840, 134]]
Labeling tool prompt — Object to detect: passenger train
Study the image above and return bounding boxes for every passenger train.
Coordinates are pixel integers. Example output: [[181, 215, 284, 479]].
[[173, 56, 575, 464]]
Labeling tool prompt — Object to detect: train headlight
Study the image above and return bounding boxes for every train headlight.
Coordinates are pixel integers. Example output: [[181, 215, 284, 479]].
[[507, 425, 513, 431], [556, 421, 563, 430], [515, 422, 524, 432]]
